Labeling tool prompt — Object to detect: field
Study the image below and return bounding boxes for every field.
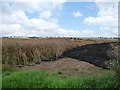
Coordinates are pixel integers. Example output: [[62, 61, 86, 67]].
[[1, 38, 119, 88]]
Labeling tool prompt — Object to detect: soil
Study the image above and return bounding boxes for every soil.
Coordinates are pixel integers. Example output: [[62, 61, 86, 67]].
[[17, 58, 109, 78]]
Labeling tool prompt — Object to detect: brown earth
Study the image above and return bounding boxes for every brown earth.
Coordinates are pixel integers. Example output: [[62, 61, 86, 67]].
[[17, 57, 110, 78]]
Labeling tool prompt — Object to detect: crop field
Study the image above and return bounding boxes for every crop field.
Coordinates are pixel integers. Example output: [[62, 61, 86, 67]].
[[1, 38, 119, 88]]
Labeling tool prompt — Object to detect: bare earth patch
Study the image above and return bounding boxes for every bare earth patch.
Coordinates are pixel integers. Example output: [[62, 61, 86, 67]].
[[17, 58, 109, 78]]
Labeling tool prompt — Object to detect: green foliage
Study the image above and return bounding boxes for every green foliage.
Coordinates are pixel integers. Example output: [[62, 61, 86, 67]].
[[2, 70, 118, 88]]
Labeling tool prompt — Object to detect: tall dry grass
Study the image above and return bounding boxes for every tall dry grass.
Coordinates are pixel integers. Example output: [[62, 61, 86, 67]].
[[2, 38, 77, 67]]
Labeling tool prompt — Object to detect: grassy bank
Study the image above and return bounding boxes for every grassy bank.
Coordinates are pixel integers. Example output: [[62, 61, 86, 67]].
[[2, 70, 118, 88]]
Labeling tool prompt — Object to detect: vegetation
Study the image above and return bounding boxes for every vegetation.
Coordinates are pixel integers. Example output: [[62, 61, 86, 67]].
[[2, 38, 77, 67], [2, 64, 15, 73], [108, 42, 120, 88], [110, 58, 120, 88], [2, 38, 119, 88], [2, 70, 118, 88]]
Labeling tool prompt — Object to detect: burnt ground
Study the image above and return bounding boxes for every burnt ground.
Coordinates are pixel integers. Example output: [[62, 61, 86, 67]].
[[17, 41, 118, 77], [61, 42, 118, 69]]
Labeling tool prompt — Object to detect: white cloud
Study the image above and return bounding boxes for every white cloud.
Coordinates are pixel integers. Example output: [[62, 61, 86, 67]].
[[3, 10, 28, 24], [84, 15, 117, 27], [1, 1, 117, 38], [83, 2, 118, 37], [84, 2, 118, 27], [94, 0, 119, 2], [73, 11, 82, 17], [40, 10, 52, 19], [99, 27, 118, 37], [1, 22, 95, 37], [1, 1, 96, 37]]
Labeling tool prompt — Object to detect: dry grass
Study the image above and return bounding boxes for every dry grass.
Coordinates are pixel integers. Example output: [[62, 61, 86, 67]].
[[2, 38, 77, 66]]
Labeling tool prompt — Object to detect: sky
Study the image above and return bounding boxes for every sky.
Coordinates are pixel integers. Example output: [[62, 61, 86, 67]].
[[0, 0, 119, 37]]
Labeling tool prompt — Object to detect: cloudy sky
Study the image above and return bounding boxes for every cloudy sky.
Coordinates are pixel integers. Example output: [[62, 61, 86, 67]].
[[0, 0, 118, 37]]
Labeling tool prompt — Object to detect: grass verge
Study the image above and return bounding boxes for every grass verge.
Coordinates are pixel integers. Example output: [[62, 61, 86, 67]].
[[2, 70, 118, 88]]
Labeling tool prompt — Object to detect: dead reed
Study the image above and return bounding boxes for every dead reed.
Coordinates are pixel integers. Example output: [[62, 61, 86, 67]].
[[2, 38, 77, 67]]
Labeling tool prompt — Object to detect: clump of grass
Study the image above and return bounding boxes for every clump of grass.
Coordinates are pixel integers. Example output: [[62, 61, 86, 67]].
[[2, 70, 118, 88], [2, 70, 48, 88], [64, 74, 116, 88], [41, 75, 65, 88]]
